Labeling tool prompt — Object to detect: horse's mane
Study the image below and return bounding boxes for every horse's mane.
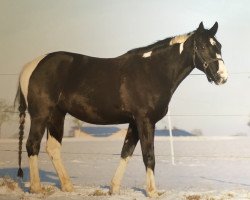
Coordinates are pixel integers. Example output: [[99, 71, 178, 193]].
[[127, 31, 194, 54]]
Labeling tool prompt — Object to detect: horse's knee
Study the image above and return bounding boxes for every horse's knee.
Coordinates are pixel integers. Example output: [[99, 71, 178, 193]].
[[121, 123, 139, 158], [143, 155, 155, 171], [121, 140, 139, 158]]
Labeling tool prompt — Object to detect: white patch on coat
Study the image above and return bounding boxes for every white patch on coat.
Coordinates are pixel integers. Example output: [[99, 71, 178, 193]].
[[29, 155, 42, 193], [169, 32, 194, 45], [179, 43, 184, 54], [210, 38, 216, 46], [110, 157, 130, 194], [19, 55, 46, 107], [142, 51, 152, 58], [146, 168, 158, 197], [216, 53, 228, 84], [46, 133, 74, 192]]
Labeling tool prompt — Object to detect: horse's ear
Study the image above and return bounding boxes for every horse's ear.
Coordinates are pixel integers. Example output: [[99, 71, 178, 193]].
[[197, 22, 204, 32], [209, 22, 218, 36]]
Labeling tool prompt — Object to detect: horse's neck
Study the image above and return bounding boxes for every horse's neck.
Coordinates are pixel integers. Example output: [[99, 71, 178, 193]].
[[155, 46, 194, 95], [169, 61, 194, 95]]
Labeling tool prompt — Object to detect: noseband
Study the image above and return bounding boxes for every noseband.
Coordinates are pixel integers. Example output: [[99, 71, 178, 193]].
[[192, 40, 223, 82]]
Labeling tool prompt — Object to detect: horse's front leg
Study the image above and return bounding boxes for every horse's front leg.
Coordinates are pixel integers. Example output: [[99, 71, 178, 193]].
[[136, 117, 158, 198], [110, 122, 139, 194]]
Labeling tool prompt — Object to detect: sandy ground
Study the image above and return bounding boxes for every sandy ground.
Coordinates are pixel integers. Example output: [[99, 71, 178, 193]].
[[1, 136, 250, 199]]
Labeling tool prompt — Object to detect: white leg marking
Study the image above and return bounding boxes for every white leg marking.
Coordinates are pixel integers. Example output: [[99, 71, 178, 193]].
[[142, 51, 152, 58], [19, 55, 46, 106], [210, 38, 216, 46], [179, 43, 184, 54], [46, 133, 74, 192], [216, 53, 228, 83], [146, 168, 158, 197], [110, 157, 130, 194], [29, 155, 42, 193]]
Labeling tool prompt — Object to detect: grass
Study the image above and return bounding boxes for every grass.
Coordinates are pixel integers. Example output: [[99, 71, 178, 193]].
[[185, 193, 235, 200], [185, 194, 217, 200], [42, 185, 56, 196], [90, 189, 108, 196], [0, 176, 18, 191]]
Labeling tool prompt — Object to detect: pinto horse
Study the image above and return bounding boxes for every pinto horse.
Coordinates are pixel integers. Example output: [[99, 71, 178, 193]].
[[16, 22, 228, 197]]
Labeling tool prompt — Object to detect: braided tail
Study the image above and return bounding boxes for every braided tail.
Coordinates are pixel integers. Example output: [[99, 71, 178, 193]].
[[16, 86, 26, 178]]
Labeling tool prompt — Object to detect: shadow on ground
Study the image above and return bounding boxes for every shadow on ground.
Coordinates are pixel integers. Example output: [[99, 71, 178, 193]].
[[0, 167, 59, 192]]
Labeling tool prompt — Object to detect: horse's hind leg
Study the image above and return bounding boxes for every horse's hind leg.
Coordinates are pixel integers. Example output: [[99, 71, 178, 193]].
[[26, 117, 47, 193], [110, 122, 139, 194], [46, 108, 73, 192]]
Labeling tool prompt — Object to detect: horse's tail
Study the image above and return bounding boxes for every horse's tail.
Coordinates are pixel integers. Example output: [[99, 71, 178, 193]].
[[15, 84, 27, 178]]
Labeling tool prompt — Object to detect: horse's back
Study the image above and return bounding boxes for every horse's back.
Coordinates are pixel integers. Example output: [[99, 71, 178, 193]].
[[19, 51, 129, 122]]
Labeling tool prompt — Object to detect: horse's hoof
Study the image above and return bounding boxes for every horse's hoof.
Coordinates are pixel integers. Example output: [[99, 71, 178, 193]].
[[147, 190, 159, 198], [61, 183, 74, 192], [30, 185, 43, 193], [109, 185, 120, 195]]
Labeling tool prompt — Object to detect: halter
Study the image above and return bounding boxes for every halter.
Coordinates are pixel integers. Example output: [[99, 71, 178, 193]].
[[192, 40, 224, 82]]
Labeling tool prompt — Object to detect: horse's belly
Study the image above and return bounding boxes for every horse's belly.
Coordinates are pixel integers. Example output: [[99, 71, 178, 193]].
[[68, 108, 131, 125], [60, 96, 131, 124]]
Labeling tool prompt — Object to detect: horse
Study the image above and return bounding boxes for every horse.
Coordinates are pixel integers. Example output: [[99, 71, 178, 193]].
[[16, 22, 228, 197]]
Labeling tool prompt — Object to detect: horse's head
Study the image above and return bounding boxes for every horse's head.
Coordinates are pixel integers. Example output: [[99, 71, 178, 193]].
[[192, 22, 228, 85]]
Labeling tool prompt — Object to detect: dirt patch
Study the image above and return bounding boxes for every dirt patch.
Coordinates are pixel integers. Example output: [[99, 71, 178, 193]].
[[185, 194, 201, 200], [0, 176, 19, 191], [89, 189, 108, 196]]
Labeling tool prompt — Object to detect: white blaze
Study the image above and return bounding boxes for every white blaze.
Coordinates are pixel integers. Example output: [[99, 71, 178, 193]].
[[216, 53, 228, 82], [19, 55, 46, 106], [142, 51, 152, 58]]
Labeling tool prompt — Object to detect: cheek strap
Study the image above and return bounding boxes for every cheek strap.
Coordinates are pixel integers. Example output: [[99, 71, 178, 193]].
[[192, 40, 224, 82]]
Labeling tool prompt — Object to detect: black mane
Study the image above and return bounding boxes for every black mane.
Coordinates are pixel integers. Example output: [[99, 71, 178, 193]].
[[127, 37, 173, 54], [127, 31, 194, 54]]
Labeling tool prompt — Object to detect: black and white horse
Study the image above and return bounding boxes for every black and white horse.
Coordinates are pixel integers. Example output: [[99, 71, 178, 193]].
[[16, 22, 227, 197]]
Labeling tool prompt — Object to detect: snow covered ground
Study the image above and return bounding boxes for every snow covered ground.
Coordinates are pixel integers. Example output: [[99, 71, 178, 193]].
[[1, 136, 250, 199]]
